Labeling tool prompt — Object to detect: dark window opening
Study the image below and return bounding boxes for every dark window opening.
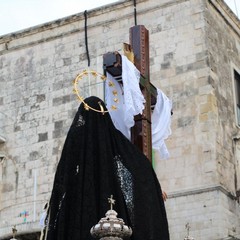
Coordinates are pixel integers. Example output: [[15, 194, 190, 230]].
[[234, 70, 240, 126]]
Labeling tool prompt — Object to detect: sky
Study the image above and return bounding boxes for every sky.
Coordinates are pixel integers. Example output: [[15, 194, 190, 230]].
[[0, 0, 119, 36], [0, 0, 239, 36]]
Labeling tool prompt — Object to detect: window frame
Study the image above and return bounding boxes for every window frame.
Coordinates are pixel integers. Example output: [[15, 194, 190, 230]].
[[232, 64, 240, 127]]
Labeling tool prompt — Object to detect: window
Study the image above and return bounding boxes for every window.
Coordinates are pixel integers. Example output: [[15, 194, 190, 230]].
[[234, 70, 240, 126]]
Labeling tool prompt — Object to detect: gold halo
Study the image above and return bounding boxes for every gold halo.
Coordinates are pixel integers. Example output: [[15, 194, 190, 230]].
[[73, 69, 118, 114]]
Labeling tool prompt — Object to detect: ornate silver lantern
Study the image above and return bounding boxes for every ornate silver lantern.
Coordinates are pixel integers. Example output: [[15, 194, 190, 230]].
[[90, 195, 132, 240]]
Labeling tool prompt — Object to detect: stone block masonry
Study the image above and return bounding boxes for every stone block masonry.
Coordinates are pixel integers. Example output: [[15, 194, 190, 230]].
[[0, 0, 240, 239]]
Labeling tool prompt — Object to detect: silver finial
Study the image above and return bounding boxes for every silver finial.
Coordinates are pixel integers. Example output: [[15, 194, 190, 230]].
[[90, 196, 132, 240], [10, 225, 17, 240], [108, 195, 116, 210]]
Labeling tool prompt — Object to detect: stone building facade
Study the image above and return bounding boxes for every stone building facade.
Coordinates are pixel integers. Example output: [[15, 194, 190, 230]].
[[0, 0, 240, 239]]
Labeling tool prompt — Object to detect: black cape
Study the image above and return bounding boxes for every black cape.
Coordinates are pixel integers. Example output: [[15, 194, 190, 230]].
[[43, 96, 169, 240]]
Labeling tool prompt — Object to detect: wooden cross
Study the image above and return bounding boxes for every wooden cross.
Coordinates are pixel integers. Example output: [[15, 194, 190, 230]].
[[129, 25, 156, 161], [103, 25, 156, 162]]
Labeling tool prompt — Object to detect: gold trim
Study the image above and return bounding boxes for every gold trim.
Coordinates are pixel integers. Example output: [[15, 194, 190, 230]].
[[73, 69, 118, 114]]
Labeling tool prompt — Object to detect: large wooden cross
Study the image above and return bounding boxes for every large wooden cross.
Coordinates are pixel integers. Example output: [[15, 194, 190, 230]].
[[103, 25, 156, 162]]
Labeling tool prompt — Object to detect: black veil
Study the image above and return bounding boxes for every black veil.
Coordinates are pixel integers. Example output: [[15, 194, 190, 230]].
[[43, 96, 169, 240]]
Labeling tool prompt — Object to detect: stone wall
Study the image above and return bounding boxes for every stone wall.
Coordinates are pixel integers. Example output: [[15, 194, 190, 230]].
[[0, 0, 240, 239], [206, 0, 240, 193]]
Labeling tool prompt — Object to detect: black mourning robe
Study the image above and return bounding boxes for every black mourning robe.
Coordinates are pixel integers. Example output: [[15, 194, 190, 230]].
[[43, 96, 170, 240]]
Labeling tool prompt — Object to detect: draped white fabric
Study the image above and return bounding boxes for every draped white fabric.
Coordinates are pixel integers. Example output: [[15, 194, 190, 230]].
[[105, 55, 145, 139], [152, 88, 172, 159], [105, 55, 172, 159], [105, 73, 130, 138], [121, 55, 146, 129]]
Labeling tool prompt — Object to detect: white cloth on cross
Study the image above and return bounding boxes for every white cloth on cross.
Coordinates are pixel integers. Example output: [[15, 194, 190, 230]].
[[105, 55, 145, 139], [152, 88, 172, 159], [105, 55, 172, 159]]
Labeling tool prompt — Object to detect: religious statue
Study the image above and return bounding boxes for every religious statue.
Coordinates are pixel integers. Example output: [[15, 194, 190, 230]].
[[40, 96, 170, 240]]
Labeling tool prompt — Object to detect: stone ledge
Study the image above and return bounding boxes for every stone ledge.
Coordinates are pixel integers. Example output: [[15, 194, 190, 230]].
[[168, 184, 238, 200], [0, 0, 189, 55]]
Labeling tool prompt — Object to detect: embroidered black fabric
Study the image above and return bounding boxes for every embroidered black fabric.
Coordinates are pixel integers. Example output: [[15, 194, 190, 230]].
[[43, 96, 169, 240]]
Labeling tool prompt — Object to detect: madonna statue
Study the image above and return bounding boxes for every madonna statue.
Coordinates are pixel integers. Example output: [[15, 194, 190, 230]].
[[41, 96, 170, 240]]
